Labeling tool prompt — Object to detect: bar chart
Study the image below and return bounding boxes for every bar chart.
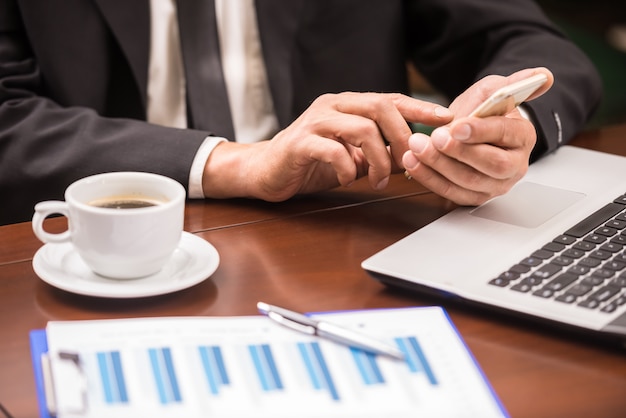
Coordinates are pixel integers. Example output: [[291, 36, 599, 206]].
[[43, 308, 506, 417]]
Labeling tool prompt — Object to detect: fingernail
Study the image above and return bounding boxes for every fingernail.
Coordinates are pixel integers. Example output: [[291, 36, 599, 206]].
[[376, 176, 389, 190], [452, 123, 471, 141], [402, 151, 419, 170], [431, 127, 450, 149], [408, 134, 429, 153], [434, 106, 452, 118]]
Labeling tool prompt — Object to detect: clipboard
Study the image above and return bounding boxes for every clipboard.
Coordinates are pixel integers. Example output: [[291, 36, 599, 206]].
[[29, 307, 508, 418], [30, 329, 52, 418]]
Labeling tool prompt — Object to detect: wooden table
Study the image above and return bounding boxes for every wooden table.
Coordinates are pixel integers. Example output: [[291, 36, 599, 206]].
[[2, 124, 626, 418]]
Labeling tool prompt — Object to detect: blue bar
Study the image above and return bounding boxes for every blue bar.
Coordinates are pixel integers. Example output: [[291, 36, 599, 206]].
[[408, 337, 437, 386], [310, 342, 340, 401], [212, 346, 229, 385], [162, 348, 182, 402], [262, 344, 283, 390], [149, 347, 182, 404], [298, 343, 322, 390], [199, 346, 220, 395], [395, 337, 438, 386], [97, 351, 128, 404], [110, 351, 128, 402], [249, 345, 271, 391], [248, 344, 283, 392], [97, 352, 114, 403], [366, 351, 383, 383], [149, 348, 169, 404], [350, 347, 384, 385], [395, 337, 420, 373]]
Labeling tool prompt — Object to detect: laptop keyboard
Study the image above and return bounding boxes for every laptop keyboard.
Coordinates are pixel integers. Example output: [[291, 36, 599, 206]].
[[489, 194, 626, 313]]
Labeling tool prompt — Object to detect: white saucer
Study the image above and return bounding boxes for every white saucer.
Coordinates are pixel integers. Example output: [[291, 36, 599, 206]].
[[32, 232, 219, 298]]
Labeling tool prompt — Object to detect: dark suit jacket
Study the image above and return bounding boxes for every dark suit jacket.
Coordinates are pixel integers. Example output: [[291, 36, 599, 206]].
[[0, 0, 602, 225]]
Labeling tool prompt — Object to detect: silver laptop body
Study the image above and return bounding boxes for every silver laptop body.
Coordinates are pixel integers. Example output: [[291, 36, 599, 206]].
[[362, 146, 626, 343]]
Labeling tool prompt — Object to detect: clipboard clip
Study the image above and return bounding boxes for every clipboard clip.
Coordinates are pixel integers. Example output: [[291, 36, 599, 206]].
[[41, 350, 88, 416]]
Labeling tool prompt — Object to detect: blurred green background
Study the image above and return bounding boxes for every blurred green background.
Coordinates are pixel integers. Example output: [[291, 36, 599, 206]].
[[538, 0, 626, 129], [410, 1, 626, 132]]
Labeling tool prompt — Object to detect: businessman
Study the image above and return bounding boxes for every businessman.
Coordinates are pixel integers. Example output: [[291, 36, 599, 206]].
[[0, 0, 601, 225]]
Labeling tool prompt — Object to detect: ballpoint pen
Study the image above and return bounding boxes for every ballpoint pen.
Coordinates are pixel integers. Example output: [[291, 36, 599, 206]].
[[257, 301, 405, 361]]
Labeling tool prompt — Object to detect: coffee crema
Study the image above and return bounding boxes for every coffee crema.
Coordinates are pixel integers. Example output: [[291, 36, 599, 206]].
[[88, 195, 166, 209]]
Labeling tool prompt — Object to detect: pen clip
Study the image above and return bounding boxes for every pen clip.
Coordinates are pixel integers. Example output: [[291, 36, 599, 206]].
[[267, 311, 317, 336]]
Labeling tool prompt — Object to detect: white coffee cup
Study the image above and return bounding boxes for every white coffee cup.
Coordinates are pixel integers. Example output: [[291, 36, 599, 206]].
[[32, 172, 185, 279]]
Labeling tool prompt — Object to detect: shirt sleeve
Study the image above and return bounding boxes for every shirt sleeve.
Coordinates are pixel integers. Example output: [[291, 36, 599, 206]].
[[188, 136, 228, 198]]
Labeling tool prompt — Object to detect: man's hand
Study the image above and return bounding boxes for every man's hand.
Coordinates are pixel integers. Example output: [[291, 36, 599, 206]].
[[202, 92, 453, 201], [402, 67, 555, 206]]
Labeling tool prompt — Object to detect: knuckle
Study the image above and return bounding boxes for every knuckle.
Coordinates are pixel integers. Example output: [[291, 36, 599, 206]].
[[463, 170, 485, 190], [488, 153, 511, 176], [314, 93, 337, 106]]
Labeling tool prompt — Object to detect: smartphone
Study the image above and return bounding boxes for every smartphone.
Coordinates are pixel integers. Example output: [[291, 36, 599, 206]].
[[468, 73, 549, 118]]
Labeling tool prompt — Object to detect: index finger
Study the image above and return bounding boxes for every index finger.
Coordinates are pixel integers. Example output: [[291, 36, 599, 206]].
[[335, 92, 453, 165]]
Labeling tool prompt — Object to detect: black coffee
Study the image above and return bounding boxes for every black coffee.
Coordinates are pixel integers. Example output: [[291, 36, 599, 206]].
[[89, 195, 165, 209], [93, 199, 157, 209]]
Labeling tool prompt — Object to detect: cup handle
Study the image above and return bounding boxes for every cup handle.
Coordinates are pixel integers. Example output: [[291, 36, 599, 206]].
[[32, 201, 72, 243]]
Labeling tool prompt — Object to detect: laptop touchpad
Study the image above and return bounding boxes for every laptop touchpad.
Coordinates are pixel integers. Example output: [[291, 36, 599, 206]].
[[469, 182, 585, 228]]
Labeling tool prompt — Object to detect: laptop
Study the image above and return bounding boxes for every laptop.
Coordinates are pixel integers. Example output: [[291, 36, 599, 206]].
[[362, 145, 626, 344]]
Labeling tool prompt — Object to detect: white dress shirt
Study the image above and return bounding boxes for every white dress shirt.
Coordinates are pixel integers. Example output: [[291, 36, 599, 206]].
[[148, 0, 278, 198]]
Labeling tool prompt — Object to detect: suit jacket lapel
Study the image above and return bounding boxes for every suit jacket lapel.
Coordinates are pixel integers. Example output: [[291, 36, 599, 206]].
[[93, 0, 150, 110], [255, 0, 305, 128]]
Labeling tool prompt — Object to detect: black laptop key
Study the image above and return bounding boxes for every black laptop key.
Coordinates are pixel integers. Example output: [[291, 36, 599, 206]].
[[595, 226, 618, 237], [588, 284, 620, 302], [521, 256, 543, 267], [573, 241, 596, 251], [531, 264, 562, 280], [554, 235, 576, 245], [591, 268, 616, 279], [564, 202, 625, 238], [511, 282, 533, 293], [606, 219, 626, 230], [551, 256, 574, 266], [562, 248, 585, 259], [489, 277, 510, 287], [581, 276, 607, 286], [555, 293, 577, 304], [532, 249, 554, 259], [614, 253, 626, 263], [601, 302, 619, 313], [510, 264, 531, 274], [589, 250, 612, 261], [610, 235, 626, 245], [543, 241, 566, 252], [562, 283, 592, 297], [545, 273, 578, 291], [532, 288, 554, 298], [578, 298, 601, 309], [606, 260, 626, 272], [613, 276, 626, 287], [579, 257, 602, 268], [583, 234, 608, 244], [600, 242, 623, 253], [614, 295, 626, 305], [613, 194, 626, 205], [567, 265, 590, 276]]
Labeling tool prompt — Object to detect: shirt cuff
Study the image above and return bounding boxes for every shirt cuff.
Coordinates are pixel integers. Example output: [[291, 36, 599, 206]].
[[188, 136, 228, 198]]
